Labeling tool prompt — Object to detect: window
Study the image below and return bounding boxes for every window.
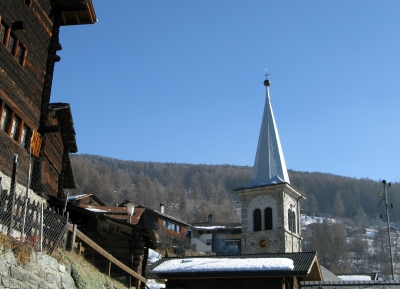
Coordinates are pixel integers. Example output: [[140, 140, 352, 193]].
[[253, 209, 261, 232], [288, 209, 296, 234], [1, 106, 10, 131], [10, 116, 20, 140], [176, 225, 181, 232], [198, 230, 203, 235], [206, 239, 212, 245], [17, 44, 25, 65], [162, 220, 167, 228], [7, 34, 15, 53], [0, 18, 26, 66], [265, 207, 273, 230], [0, 22, 6, 44]]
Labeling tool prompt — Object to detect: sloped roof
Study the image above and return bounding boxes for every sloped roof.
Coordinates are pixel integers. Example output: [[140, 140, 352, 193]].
[[68, 193, 107, 206], [191, 222, 241, 230], [118, 200, 191, 227], [152, 252, 321, 280], [300, 280, 400, 288], [245, 80, 290, 188]]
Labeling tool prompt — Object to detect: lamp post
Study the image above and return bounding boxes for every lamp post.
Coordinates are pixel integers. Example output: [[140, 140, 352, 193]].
[[126, 202, 135, 223]]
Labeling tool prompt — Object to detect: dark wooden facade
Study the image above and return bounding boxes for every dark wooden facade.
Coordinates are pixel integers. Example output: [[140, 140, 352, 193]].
[[0, 0, 96, 199], [50, 195, 157, 286]]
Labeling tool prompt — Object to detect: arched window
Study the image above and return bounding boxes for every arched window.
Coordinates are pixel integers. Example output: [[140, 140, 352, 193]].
[[292, 211, 297, 234], [288, 209, 296, 233], [264, 207, 272, 230], [253, 209, 261, 232]]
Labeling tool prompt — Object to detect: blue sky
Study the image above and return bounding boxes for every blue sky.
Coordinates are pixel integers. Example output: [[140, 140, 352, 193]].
[[52, 1, 400, 182]]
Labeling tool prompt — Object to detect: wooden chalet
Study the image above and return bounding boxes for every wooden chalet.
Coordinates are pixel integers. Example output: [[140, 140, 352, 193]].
[[152, 252, 322, 289], [50, 195, 157, 286], [0, 0, 96, 200], [191, 216, 241, 255], [118, 201, 191, 240]]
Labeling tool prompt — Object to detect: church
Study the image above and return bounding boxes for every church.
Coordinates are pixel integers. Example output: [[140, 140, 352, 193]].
[[152, 77, 322, 289], [234, 76, 306, 254]]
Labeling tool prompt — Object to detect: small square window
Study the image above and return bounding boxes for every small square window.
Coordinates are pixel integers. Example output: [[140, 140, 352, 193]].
[[198, 230, 203, 234], [206, 239, 212, 245]]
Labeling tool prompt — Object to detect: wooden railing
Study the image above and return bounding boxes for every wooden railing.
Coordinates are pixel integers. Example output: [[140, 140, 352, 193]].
[[68, 223, 146, 287]]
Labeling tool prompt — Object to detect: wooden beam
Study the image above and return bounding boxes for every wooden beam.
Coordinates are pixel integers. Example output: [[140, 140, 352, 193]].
[[68, 224, 146, 284]]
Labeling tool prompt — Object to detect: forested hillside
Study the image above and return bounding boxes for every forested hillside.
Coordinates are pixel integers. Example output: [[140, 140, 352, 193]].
[[70, 154, 400, 225]]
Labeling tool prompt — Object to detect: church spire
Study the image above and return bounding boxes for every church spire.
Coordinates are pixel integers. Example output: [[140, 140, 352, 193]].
[[246, 76, 290, 187]]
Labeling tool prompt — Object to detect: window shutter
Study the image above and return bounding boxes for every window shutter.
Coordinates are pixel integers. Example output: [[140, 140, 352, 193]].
[[30, 131, 42, 157]]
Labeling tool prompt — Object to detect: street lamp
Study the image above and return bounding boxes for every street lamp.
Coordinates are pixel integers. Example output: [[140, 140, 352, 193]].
[[126, 202, 136, 223]]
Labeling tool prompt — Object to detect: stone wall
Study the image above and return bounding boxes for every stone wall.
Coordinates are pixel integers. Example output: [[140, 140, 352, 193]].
[[0, 247, 75, 289]]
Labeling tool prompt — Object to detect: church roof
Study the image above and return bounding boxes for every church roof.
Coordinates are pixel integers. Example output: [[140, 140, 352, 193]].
[[245, 79, 290, 187]]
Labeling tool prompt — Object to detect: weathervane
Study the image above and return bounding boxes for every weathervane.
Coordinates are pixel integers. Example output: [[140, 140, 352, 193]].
[[263, 69, 271, 80]]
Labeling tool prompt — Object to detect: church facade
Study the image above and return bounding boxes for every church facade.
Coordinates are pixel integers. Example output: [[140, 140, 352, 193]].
[[235, 78, 306, 254]]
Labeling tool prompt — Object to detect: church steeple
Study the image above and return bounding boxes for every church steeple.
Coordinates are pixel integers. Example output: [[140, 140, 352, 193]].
[[246, 78, 290, 187]]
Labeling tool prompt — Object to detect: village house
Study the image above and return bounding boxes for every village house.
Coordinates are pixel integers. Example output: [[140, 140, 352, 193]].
[[0, 0, 96, 201], [190, 214, 241, 255]]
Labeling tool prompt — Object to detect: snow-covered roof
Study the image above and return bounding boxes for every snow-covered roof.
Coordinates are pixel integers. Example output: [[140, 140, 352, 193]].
[[85, 208, 107, 213], [153, 258, 294, 274], [152, 252, 321, 279], [193, 226, 227, 230], [68, 194, 87, 201], [338, 275, 371, 281]]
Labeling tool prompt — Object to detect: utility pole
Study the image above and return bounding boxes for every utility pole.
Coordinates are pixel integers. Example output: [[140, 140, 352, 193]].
[[383, 180, 395, 280]]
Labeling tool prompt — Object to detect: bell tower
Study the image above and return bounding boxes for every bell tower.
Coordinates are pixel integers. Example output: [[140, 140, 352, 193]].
[[235, 76, 306, 254]]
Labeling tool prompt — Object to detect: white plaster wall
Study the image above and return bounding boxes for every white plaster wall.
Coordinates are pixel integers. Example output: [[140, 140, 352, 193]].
[[191, 235, 212, 253], [246, 194, 278, 233]]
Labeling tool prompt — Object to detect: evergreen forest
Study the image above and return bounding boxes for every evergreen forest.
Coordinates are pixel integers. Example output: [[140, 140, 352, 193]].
[[70, 154, 400, 225], [70, 154, 400, 276]]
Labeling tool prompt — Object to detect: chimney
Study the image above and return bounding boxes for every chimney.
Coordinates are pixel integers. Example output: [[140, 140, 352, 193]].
[[208, 214, 213, 223], [160, 203, 164, 214]]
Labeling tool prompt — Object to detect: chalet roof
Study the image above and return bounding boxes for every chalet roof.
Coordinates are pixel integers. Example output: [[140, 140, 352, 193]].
[[245, 79, 290, 188], [75, 204, 146, 226], [68, 193, 107, 206], [118, 200, 191, 227], [49, 103, 77, 189], [49, 196, 157, 248], [152, 252, 321, 280], [191, 222, 241, 230], [300, 280, 400, 288], [54, 0, 97, 25]]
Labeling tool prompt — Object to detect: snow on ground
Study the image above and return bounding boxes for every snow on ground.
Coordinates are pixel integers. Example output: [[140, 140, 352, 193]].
[[148, 249, 162, 264], [338, 275, 371, 281], [146, 279, 165, 289], [153, 258, 294, 274]]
